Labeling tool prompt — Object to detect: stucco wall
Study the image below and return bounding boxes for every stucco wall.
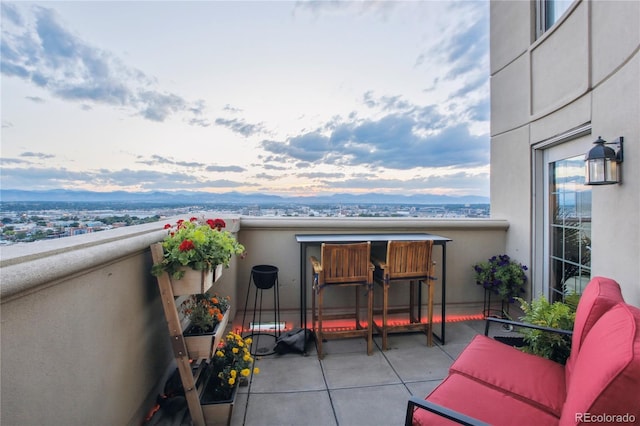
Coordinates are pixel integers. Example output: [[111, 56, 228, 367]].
[[0, 222, 173, 426], [490, 126, 532, 268]]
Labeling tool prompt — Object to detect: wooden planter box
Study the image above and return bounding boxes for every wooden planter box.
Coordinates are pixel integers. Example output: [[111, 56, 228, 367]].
[[184, 308, 230, 359], [201, 385, 238, 426], [171, 264, 223, 296]]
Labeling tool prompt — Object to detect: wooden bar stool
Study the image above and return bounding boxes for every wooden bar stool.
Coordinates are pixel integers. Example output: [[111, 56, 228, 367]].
[[310, 242, 374, 359], [372, 240, 436, 350]]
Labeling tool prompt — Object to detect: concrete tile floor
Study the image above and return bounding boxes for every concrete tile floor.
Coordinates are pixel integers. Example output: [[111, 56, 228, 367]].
[[227, 320, 485, 426]]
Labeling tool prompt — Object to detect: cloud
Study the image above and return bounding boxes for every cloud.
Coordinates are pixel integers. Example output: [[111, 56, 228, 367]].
[[136, 155, 205, 168], [261, 109, 489, 170], [442, 17, 488, 80], [0, 165, 251, 191], [25, 96, 45, 103], [0, 5, 207, 125], [1, 158, 31, 166], [253, 172, 280, 181], [205, 165, 246, 173], [261, 163, 288, 171], [20, 151, 55, 159], [321, 171, 489, 195], [135, 155, 245, 172], [298, 172, 346, 179], [293, 0, 396, 20], [215, 117, 266, 137]]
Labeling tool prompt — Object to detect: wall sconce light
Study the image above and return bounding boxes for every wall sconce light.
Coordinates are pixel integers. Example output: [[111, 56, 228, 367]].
[[584, 136, 624, 185]]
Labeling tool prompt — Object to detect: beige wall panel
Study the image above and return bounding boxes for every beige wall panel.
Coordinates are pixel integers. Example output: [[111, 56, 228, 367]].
[[490, 0, 532, 73], [529, 92, 591, 143], [591, 0, 640, 85], [1, 243, 173, 425], [530, 3, 589, 117], [490, 53, 530, 135], [590, 53, 640, 306], [490, 126, 532, 272]]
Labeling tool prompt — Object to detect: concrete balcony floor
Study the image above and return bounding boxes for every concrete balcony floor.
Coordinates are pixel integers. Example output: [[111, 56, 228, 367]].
[[151, 314, 498, 425], [235, 320, 485, 426]]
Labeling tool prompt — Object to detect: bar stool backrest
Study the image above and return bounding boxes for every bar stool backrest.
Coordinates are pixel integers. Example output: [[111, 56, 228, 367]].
[[384, 240, 434, 281], [319, 242, 372, 285]]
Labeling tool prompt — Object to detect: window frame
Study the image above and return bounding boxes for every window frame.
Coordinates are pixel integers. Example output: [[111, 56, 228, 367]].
[[535, 0, 575, 39], [532, 124, 591, 300]]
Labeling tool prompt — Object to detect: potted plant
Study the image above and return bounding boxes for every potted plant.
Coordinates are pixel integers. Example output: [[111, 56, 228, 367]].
[[473, 254, 528, 303], [151, 217, 245, 295], [181, 293, 231, 358], [516, 293, 579, 364], [200, 331, 260, 423]]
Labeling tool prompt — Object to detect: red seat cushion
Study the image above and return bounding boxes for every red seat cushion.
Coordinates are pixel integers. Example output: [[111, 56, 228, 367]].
[[560, 303, 640, 425], [565, 277, 623, 385], [450, 335, 566, 417], [413, 373, 559, 426]]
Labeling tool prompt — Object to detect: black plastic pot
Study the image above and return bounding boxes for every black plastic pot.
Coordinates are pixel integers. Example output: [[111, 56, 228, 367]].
[[251, 265, 279, 289]]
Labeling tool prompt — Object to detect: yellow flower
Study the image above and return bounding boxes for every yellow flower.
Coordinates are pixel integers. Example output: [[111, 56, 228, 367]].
[[230, 370, 237, 378], [228, 377, 235, 386], [216, 350, 224, 357], [232, 347, 239, 354], [245, 337, 253, 344], [253, 367, 260, 374], [241, 368, 250, 377], [243, 354, 251, 362], [237, 341, 244, 347]]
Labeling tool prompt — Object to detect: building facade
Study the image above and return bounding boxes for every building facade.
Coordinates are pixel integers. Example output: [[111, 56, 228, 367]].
[[490, 0, 639, 304]]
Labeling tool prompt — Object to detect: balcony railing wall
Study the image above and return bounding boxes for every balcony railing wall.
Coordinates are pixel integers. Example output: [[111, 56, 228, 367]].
[[0, 216, 508, 425]]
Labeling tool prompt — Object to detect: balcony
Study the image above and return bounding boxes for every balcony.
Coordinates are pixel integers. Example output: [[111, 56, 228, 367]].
[[0, 216, 509, 425]]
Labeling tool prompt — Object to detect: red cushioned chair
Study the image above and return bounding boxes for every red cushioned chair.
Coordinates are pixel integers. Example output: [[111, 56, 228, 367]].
[[406, 277, 639, 426]]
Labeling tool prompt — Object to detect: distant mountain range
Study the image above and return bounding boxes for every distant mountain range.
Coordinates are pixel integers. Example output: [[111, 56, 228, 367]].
[[0, 189, 489, 205]]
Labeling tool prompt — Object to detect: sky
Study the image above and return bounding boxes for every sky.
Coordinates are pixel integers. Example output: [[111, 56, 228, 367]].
[[1, 0, 490, 198]]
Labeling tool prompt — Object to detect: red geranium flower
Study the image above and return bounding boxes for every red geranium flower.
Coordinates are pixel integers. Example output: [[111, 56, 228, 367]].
[[206, 218, 226, 230], [164, 223, 172, 229], [190, 217, 198, 222], [179, 240, 195, 251]]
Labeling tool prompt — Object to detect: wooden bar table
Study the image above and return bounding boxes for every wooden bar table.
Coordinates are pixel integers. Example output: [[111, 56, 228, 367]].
[[296, 233, 452, 344]]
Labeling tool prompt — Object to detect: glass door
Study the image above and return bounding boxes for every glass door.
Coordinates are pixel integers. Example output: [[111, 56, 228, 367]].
[[547, 156, 591, 301]]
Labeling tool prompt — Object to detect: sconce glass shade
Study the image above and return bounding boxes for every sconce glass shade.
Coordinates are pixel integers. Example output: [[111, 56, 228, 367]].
[[585, 137, 619, 185]]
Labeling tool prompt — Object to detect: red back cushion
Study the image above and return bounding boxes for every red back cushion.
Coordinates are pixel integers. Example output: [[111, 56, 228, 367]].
[[565, 277, 623, 384], [560, 303, 640, 425]]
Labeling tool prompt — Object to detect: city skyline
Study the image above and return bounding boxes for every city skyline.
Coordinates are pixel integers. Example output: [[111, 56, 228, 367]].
[[1, 1, 490, 198]]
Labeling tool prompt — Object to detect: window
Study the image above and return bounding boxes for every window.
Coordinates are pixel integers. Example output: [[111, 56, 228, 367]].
[[536, 0, 573, 38], [548, 156, 591, 301]]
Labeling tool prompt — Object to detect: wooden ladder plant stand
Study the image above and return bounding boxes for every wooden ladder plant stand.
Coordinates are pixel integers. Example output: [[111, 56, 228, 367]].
[[150, 243, 229, 426]]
